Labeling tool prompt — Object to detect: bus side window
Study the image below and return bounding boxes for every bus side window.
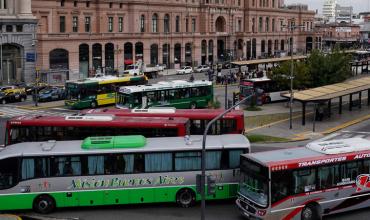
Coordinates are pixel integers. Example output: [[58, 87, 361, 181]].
[[341, 161, 362, 183], [133, 154, 145, 173], [145, 153, 173, 172], [174, 151, 201, 171], [205, 151, 221, 170], [229, 149, 243, 168], [271, 171, 291, 204], [364, 159, 370, 173], [318, 164, 340, 190], [292, 169, 316, 194], [104, 154, 125, 174]]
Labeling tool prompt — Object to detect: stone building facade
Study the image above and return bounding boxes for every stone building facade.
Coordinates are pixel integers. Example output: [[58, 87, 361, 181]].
[[0, 0, 37, 84], [31, 0, 319, 80]]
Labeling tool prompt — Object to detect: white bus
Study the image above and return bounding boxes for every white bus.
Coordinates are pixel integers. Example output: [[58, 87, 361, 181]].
[[0, 134, 249, 213], [236, 137, 370, 220]]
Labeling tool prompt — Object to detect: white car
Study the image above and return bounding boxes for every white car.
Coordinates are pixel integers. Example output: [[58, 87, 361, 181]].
[[176, 66, 193, 75], [195, 65, 210, 73]]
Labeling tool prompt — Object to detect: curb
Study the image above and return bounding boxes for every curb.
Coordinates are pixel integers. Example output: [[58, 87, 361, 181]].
[[16, 105, 65, 110], [321, 114, 370, 135], [247, 112, 370, 143]]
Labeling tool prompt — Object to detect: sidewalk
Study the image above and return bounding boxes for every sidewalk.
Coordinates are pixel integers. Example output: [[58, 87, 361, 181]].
[[245, 101, 370, 141]]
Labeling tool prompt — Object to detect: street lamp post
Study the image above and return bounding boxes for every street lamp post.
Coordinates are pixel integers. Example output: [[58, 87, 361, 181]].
[[200, 92, 254, 220], [289, 25, 294, 129]]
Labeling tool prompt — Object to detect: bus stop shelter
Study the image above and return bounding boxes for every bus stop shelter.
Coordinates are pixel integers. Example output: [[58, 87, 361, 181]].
[[282, 76, 370, 125], [232, 55, 307, 68]]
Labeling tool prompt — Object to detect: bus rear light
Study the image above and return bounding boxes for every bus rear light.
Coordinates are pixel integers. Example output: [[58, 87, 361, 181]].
[[257, 210, 266, 216]]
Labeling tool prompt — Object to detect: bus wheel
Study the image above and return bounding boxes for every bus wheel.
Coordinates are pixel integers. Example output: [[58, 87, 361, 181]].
[[90, 101, 97, 108], [190, 102, 197, 109], [33, 195, 56, 214], [301, 204, 321, 220], [176, 188, 195, 208]]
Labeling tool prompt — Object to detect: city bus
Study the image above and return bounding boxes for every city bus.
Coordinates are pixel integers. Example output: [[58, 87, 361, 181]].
[[0, 134, 250, 213], [65, 75, 147, 109], [116, 80, 213, 109], [236, 137, 370, 220], [5, 115, 189, 145], [82, 108, 245, 135], [240, 77, 289, 104]]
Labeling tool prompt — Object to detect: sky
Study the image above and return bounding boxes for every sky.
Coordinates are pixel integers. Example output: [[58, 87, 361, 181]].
[[285, 0, 369, 14]]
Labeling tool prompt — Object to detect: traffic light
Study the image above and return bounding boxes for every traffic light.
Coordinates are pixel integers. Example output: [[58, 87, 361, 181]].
[[207, 175, 216, 195]]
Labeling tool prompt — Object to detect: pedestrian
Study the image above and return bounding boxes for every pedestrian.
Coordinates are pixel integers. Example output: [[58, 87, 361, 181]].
[[217, 70, 222, 84], [189, 74, 195, 82]]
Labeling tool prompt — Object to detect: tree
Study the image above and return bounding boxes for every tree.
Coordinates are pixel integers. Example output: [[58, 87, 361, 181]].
[[307, 48, 351, 87], [269, 60, 310, 90]]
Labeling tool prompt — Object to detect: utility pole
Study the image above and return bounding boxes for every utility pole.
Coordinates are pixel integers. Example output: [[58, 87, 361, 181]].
[[201, 92, 254, 220], [289, 23, 294, 130]]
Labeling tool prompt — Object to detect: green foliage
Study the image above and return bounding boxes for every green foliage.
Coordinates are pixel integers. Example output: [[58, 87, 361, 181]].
[[308, 48, 352, 87], [246, 134, 290, 143], [269, 60, 310, 90], [271, 48, 352, 89]]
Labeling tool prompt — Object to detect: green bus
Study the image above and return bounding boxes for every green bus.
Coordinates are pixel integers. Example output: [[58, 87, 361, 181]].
[[116, 80, 213, 109], [0, 135, 249, 213], [65, 75, 147, 109]]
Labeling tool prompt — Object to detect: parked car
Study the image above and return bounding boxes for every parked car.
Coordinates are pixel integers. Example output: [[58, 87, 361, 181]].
[[24, 82, 49, 95], [195, 65, 210, 73], [0, 87, 27, 104], [176, 66, 193, 75], [156, 64, 167, 71], [37, 87, 65, 102]]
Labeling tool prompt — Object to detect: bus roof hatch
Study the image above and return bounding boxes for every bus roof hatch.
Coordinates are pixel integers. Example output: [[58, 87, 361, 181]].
[[306, 138, 370, 155]]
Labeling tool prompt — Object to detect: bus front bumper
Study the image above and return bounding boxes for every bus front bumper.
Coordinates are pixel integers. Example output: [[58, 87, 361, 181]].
[[236, 198, 263, 220]]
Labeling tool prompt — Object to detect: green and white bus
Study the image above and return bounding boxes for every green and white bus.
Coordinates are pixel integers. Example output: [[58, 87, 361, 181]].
[[0, 134, 249, 213], [116, 80, 213, 109], [65, 75, 147, 109]]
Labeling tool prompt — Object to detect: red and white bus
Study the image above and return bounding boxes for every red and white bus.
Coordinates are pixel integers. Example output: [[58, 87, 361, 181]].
[[240, 77, 289, 104], [236, 138, 370, 220], [82, 108, 245, 135], [6, 115, 190, 145]]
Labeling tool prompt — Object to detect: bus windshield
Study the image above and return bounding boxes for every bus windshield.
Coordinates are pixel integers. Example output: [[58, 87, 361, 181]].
[[239, 158, 269, 207], [0, 158, 18, 190], [65, 83, 81, 100]]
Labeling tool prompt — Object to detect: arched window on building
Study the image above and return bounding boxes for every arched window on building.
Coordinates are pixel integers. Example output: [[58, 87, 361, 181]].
[[152, 14, 158, 33], [140, 15, 145, 32], [164, 14, 170, 33]]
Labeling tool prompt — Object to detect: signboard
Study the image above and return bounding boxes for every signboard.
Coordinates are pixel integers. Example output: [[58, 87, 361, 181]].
[[26, 53, 36, 62], [336, 27, 351, 33]]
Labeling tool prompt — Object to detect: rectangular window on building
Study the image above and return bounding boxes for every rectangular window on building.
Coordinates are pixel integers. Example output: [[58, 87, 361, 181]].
[[86, 1, 90, 7], [108, 17, 113, 32], [176, 16, 180, 32], [16, 25, 23, 32], [59, 16, 66, 33], [119, 3, 123, 8], [61, 0, 65, 7], [72, 16, 78, 32], [192, 18, 196, 32], [109, 2, 113, 8], [74, 1, 77, 7], [186, 18, 189, 32], [238, 19, 242, 32], [85, 17, 91, 32], [1, 0, 7, 9], [118, 17, 123, 32]]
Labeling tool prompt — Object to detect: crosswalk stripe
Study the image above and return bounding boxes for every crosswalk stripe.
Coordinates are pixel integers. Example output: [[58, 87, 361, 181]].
[[0, 107, 73, 118]]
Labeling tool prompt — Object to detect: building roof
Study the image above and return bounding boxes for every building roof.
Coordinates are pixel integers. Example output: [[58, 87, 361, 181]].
[[282, 76, 370, 102], [0, 134, 250, 159], [231, 56, 307, 66]]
